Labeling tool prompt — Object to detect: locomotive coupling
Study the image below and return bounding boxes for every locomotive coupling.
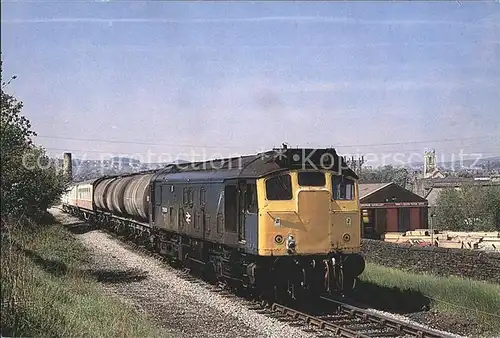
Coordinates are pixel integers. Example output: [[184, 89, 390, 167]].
[[286, 234, 296, 254]]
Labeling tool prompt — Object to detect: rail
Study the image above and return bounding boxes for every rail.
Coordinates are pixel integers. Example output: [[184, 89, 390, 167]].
[[320, 296, 450, 337], [272, 303, 370, 338], [271, 298, 453, 338]]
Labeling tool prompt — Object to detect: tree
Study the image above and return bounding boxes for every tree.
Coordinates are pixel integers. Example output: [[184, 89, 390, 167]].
[[1, 60, 67, 220], [434, 185, 500, 231], [359, 165, 410, 188], [483, 186, 500, 231]]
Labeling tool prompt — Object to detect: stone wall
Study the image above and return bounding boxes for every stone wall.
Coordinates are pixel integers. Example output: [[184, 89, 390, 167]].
[[361, 239, 500, 284]]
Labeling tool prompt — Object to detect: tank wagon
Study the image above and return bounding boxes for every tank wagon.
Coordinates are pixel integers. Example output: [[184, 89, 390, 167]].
[[62, 147, 365, 300]]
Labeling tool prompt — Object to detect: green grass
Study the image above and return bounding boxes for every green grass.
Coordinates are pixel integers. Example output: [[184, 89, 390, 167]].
[[359, 262, 500, 336], [1, 218, 167, 338]]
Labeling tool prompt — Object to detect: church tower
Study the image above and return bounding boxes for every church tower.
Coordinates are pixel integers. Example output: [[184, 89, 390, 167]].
[[423, 150, 437, 178]]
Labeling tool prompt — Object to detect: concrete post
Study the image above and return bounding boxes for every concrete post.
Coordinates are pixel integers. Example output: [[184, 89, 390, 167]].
[[63, 152, 72, 182]]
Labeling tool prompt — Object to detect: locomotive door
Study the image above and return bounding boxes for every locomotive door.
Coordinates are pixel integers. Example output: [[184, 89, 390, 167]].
[[199, 187, 207, 238], [238, 181, 246, 242], [222, 180, 241, 244]]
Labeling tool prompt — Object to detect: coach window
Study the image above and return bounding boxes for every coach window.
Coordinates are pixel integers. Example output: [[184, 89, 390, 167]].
[[266, 174, 292, 200], [246, 184, 258, 213], [298, 172, 325, 187], [332, 176, 354, 200]]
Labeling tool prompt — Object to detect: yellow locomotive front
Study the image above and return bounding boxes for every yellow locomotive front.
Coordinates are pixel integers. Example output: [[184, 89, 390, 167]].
[[257, 170, 361, 256], [249, 148, 365, 299]]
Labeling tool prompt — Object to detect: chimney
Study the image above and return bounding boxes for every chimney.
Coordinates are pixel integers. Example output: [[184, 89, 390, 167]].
[[63, 152, 72, 182]]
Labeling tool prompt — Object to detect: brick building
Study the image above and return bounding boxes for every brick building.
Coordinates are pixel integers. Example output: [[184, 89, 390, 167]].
[[360, 183, 429, 239]]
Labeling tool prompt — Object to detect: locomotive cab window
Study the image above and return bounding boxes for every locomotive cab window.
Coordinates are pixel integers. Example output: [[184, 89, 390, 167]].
[[266, 174, 292, 200], [332, 176, 354, 200], [298, 172, 325, 187]]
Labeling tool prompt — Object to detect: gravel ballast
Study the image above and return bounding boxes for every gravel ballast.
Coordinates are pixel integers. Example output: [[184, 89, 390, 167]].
[[53, 209, 315, 338]]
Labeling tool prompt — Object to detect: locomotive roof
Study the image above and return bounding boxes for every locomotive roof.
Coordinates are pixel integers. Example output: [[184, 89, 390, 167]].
[[153, 148, 358, 183]]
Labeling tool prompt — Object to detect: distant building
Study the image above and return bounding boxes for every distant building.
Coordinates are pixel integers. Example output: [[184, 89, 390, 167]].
[[111, 157, 140, 166], [423, 150, 445, 179], [412, 150, 500, 209], [414, 177, 500, 208], [359, 183, 429, 239]]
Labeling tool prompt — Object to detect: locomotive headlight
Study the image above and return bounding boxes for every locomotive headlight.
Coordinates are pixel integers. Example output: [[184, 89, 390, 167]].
[[286, 234, 296, 253], [342, 233, 351, 242]]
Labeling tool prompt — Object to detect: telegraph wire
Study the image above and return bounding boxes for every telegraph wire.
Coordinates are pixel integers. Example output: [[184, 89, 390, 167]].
[[34, 134, 500, 150], [34, 135, 248, 150], [43, 146, 500, 157]]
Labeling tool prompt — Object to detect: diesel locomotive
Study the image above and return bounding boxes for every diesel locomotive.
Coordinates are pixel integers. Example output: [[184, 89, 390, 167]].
[[62, 146, 366, 301]]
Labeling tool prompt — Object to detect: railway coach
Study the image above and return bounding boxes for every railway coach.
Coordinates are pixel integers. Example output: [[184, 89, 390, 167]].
[[62, 146, 366, 301]]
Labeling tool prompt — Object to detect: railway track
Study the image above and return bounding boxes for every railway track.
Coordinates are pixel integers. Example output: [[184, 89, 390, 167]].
[[267, 298, 452, 338], [61, 209, 454, 338]]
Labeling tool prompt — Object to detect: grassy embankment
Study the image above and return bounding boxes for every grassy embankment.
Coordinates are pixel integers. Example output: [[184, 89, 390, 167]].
[[358, 262, 500, 337], [1, 216, 167, 338]]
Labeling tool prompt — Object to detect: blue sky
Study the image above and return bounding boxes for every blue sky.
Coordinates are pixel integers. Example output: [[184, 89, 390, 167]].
[[2, 1, 499, 165]]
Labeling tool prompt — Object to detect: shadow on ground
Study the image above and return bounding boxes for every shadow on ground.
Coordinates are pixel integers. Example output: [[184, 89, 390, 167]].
[[65, 222, 96, 234], [88, 268, 149, 284], [16, 246, 69, 276], [350, 280, 431, 314], [37, 211, 60, 225], [15, 243, 148, 284]]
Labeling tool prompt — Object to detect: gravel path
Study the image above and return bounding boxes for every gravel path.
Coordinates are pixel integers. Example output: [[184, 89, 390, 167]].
[[52, 209, 316, 338]]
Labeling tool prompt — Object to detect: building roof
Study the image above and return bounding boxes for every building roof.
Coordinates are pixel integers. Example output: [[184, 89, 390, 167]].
[[359, 182, 428, 205], [358, 183, 392, 199]]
